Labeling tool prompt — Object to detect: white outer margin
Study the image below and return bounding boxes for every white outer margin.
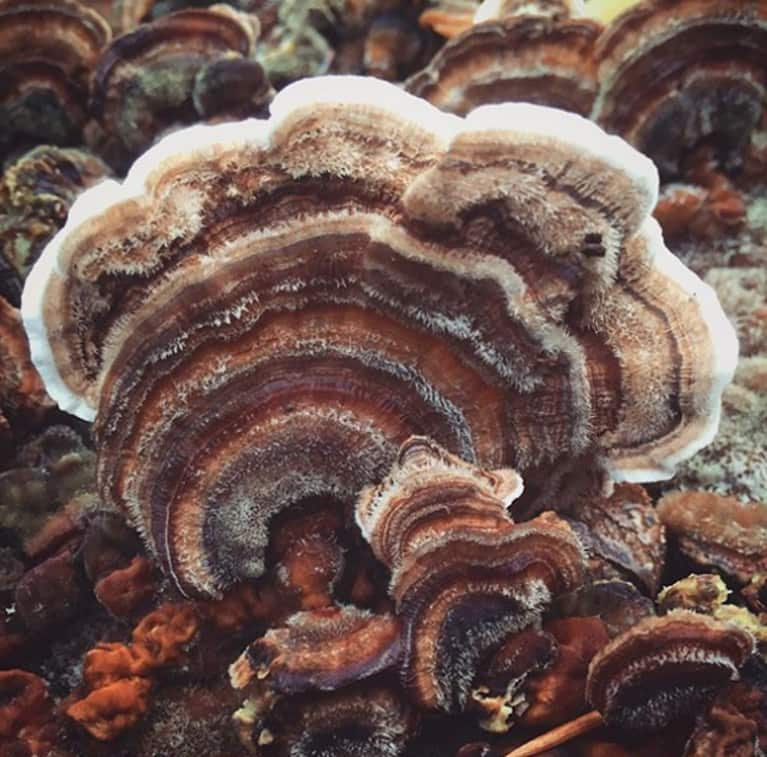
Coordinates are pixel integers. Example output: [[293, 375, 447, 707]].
[[20, 77, 461, 422], [606, 217, 739, 483]]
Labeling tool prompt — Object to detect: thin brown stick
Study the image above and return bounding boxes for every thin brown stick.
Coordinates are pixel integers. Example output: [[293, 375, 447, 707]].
[[503, 710, 605, 757]]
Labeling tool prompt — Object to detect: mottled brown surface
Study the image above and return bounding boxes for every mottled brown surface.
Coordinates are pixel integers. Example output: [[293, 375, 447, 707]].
[[25, 78, 734, 598], [0, 0, 111, 158], [0, 297, 52, 443], [406, 15, 600, 116], [587, 611, 755, 731], [89, 5, 268, 169], [657, 490, 767, 583]]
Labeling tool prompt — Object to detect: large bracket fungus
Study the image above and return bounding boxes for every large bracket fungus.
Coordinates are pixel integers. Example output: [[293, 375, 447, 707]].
[[22, 76, 736, 597]]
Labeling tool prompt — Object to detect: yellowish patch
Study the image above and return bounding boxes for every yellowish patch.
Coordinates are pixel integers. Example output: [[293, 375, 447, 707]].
[[584, 0, 641, 24]]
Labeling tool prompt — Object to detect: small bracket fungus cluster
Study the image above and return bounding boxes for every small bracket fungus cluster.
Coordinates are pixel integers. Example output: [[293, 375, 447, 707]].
[[21, 75, 736, 599], [591, 0, 767, 181], [0, 0, 271, 172], [405, 0, 767, 248], [406, 0, 601, 117], [0, 0, 111, 160], [227, 438, 586, 752], [90, 4, 271, 169], [356, 437, 585, 714]]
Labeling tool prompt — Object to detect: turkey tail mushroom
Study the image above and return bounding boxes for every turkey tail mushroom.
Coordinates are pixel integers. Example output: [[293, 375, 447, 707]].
[[356, 437, 586, 713], [22, 76, 736, 596]]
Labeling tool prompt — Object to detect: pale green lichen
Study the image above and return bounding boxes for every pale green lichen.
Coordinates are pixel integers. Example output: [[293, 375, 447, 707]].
[[672, 357, 767, 503], [668, 260, 767, 503], [257, 0, 345, 85]]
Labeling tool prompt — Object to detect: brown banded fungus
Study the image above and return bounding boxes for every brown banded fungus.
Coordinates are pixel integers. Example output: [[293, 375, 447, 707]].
[[356, 438, 586, 713], [90, 5, 270, 169], [406, 11, 600, 117], [22, 76, 736, 597], [592, 0, 767, 182], [657, 490, 767, 584], [0, 0, 111, 159], [235, 684, 414, 757], [230, 605, 402, 694], [586, 611, 755, 731]]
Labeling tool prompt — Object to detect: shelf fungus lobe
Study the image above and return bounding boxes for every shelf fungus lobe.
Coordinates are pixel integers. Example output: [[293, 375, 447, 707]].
[[657, 490, 767, 584], [406, 14, 601, 117], [0, 0, 111, 158], [90, 5, 268, 169], [357, 438, 586, 713], [586, 611, 755, 731], [592, 0, 767, 179], [230, 606, 402, 694], [23, 76, 736, 597]]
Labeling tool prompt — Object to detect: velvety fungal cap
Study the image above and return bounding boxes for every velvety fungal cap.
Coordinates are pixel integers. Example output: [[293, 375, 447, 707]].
[[356, 436, 524, 567], [656, 490, 767, 582], [89, 4, 265, 167], [586, 610, 755, 731], [592, 0, 767, 179], [356, 438, 586, 713], [22, 75, 736, 597], [0, 0, 111, 156], [405, 14, 601, 117], [230, 605, 402, 694]]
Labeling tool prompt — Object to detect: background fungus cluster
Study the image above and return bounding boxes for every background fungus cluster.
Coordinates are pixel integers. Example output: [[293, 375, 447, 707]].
[[1, 0, 766, 756]]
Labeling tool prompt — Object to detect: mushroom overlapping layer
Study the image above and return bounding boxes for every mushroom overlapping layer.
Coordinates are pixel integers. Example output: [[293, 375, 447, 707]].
[[591, 0, 767, 180], [406, 11, 601, 116], [0, 0, 111, 159], [90, 5, 270, 170], [22, 76, 736, 596], [357, 438, 586, 713], [586, 611, 755, 731]]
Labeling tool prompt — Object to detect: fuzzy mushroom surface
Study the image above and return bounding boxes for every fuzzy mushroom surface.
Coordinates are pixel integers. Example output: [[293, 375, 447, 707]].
[[22, 75, 736, 596]]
